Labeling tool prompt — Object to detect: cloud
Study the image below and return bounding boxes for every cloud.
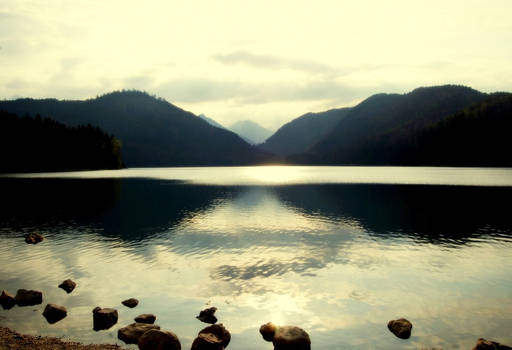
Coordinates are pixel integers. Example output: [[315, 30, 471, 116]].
[[156, 78, 360, 105], [213, 50, 338, 76]]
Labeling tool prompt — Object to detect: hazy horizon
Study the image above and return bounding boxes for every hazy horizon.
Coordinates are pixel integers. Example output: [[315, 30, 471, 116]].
[[1, 1, 511, 129]]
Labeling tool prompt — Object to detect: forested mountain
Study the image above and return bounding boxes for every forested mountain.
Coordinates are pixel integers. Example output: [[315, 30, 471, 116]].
[[0, 111, 123, 173], [393, 93, 512, 166], [0, 91, 273, 166], [199, 114, 226, 130], [259, 107, 351, 156], [292, 85, 491, 164], [229, 120, 273, 144]]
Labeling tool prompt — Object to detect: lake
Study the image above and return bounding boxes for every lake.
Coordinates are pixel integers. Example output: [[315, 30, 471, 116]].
[[1, 166, 511, 349]]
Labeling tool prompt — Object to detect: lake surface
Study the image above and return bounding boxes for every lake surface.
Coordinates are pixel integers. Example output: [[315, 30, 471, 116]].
[[1, 166, 511, 349]]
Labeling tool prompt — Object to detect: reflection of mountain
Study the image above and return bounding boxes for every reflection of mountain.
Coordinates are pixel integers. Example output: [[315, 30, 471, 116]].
[[0, 179, 239, 240], [272, 184, 512, 244]]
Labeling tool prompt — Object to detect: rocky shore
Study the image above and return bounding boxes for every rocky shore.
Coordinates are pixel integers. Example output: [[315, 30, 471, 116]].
[[0, 326, 128, 350]]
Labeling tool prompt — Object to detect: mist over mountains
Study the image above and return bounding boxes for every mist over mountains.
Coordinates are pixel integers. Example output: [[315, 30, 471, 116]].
[[1, 84, 511, 170]]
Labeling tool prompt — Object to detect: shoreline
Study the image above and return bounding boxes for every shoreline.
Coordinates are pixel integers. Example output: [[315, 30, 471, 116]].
[[0, 327, 127, 350]]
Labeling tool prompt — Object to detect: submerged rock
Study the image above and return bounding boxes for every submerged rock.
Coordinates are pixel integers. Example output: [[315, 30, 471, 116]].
[[198, 324, 231, 348], [58, 279, 76, 293], [24, 232, 44, 244], [15, 289, 42, 306], [473, 338, 512, 350], [196, 307, 218, 324], [387, 318, 412, 339], [259, 323, 311, 350], [122, 298, 139, 308], [42, 303, 67, 324], [117, 322, 160, 344], [138, 329, 181, 350], [92, 307, 118, 331], [134, 314, 157, 324], [0, 290, 16, 310]]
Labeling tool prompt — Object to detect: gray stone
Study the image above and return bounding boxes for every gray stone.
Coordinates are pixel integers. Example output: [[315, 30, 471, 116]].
[[272, 326, 311, 350], [92, 307, 118, 331], [15, 289, 42, 306], [134, 313, 156, 324], [122, 298, 139, 308], [0, 290, 16, 310], [387, 318, 412, 339], [199, 324, 231, 348], [42, 303, 67, 324], [260, 322, 277, 342], [191, 333, 223, 350], [473, 338, 512, 350], [58, 279, 76, 293], [196, 307, 217, 324], [138, 329, 181, 350], [118, 322, 160, 344], [24, 232, 44, 244]]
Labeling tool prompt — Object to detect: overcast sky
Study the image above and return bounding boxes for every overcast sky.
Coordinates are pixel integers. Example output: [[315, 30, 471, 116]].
[[1, 1, 511, 129]]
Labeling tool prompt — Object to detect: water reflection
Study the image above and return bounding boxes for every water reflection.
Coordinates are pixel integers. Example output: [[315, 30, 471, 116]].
[[0, 176, 511, 350]]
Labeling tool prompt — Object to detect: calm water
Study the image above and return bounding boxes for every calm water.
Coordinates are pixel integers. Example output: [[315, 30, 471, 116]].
[[0, 166, 511, 350]]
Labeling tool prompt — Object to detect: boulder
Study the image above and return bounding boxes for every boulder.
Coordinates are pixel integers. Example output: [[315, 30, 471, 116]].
[[138, 329, 181, 350], [92, 307, 118, 331], [199, 324, 231, 348], [58, 279, 76, 293], [260, 322, 278, 342], [134, 314, 157, 324], [387, 318, 412, 339], [15, 289, 42, 306], [473, 338, 512, 350], [42, 303, 67, 324], [272, 326, 311, 350], [196, 307, 218, 324], [191, 333, 224, 350], [118, 323, 160, 344], [122, 298, 139, 308], [0, 290, 16, 310], [24, 232, 44, 244]]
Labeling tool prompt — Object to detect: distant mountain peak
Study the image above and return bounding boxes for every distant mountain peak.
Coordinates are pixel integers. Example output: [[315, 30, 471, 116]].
[[229, 120, 274, 144]]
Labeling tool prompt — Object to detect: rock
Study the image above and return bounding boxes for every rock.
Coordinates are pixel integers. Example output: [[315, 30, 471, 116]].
[[473, 338, 512, 350], [387, 318, 412, 339], [134, 314, 157, 324], [24, 232, 44, 244], [138, 329, 181, 350], [15, 289, 42, 306], [122, 298, 139, 308], [198, 324, 231, 348], [117, 322, 160, 344], [196, 307, 218, 324], [191, 333, 224, 350], [0, 290, 16, 310], [92, 307, 118, 331], [260, 322, 278, 342], [272, 326, 311, 350], [58, 279, 76, 293], [42, 303, 67, 324]]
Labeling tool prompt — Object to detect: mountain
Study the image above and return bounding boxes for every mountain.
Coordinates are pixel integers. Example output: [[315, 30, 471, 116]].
[[0, 91, 273, 167], [229, 120, 274, 144], [199, 114, 226, 130], [259, 107, 351, 157], [0, 110, 123, 173], [395, 92, 512, 166], [294, 85, 490, 165]]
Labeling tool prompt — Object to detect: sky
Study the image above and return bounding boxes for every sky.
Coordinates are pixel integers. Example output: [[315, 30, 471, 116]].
[[1, 1, 511, 130]]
